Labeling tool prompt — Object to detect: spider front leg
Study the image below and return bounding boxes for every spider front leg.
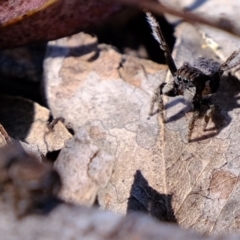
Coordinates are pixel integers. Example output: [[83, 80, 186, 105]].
[[202, 99, 215, 130], [188, 99, 201, 142], [149, 82, 178, 123], [149, 82, 166, 122], [203, 105, 215, 130]]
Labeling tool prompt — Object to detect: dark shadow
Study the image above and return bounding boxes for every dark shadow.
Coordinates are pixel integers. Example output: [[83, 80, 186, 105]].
[[147, 98, 189, 121], [165, 106, 189, 124], [46, 150, 61, 163], [86, 9, 175, 64], [127, 170, 177, 223], [165, 98, 188, 109], [46, 42, 98, 59], [190, 75, 240, 142], [0, 95, 35, 140], [0, 42, 46, 106], [30, 196, 63, 216], [45, 10, 175, 63], [164, 98, 190, 123], [184, 0, 208, 11], [0, 75, 43, 105]]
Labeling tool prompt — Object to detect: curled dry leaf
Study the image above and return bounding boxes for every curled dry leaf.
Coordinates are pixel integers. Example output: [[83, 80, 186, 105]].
[[0, 0, 121, 49]]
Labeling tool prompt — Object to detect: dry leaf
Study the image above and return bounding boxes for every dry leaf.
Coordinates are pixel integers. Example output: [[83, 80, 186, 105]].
[[0, 0, 121, 49]]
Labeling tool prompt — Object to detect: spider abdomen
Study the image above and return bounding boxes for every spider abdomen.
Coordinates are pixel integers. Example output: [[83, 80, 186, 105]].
[[193, 57, 221, 76]]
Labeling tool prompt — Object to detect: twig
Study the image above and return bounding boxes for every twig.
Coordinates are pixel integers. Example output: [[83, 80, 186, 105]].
[[120, 0, 240, 37]]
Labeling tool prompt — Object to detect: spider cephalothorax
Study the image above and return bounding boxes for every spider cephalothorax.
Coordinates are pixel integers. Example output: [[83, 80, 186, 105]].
[[146, 12, 240, 142]]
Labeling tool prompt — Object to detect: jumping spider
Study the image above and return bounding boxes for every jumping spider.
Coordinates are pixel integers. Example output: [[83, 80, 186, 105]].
[[146, 12, 240, 142]]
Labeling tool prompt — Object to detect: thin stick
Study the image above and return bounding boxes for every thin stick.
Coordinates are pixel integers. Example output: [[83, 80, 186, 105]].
[[120, 0, 240, 37]]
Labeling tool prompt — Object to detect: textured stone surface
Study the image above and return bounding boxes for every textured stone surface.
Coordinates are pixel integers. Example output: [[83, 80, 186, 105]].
[[43, 31, 169, 218], [54, 128, 115, 205], [43, 27, 240, 235], [0, 95, 72, 155], [0, 203, 218, 240]]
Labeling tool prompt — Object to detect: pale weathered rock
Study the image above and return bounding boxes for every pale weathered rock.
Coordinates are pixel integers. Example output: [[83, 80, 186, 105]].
[[0, 95, 72, 155], [0, 124, 43, 161], [152, 22, 240, 234], [54, 128, 115, 205], [0, 202, 225, 240], [19, 141, 43, 162], [44, 32, 168, 215], [44, 25, 240, 234], [0, 141, 238, 240]]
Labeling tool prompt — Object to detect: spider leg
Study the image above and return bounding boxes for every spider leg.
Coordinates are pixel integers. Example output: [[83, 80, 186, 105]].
[[149, 83, 166, 122], [187, 99, 201, 142], [202, 99, 215, 130], [149, 82, 178, 122], [203, 105, 215, 130], [146, 12, 177, 76], [220, 49, 240, 72]]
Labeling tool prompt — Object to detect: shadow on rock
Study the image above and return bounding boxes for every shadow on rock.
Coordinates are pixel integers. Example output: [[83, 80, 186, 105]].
[[190, 75, 240, 142], [127, 170, 177, 223]]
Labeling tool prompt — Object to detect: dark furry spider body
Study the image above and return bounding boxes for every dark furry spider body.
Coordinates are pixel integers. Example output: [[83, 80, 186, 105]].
[[146, 12, 240, 142]]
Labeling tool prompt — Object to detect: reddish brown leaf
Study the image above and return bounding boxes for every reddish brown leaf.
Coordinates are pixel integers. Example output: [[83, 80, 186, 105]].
[[0, 0, 121, 49]]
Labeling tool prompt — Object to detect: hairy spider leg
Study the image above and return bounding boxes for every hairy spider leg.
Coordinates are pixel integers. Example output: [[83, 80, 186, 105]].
[[146, 12, 177, 77], [201, 98, 215, 130], [187, 97, 201, 142], [146, 12, 179, 121], [220, 49, 240, 72], [187, 95, 215, 141], [149, 82, 179, 123], [149, 82, 166, 122], [203, 105, 215, 130]]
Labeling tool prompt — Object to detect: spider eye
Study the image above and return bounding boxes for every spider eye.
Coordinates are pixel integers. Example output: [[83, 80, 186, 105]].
[[183, 78, 188, 83], [177, 76, 182, 81]]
